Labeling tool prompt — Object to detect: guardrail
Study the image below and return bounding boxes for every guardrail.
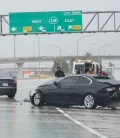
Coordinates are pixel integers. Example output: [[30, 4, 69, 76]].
[[0, 55, 119, 64]]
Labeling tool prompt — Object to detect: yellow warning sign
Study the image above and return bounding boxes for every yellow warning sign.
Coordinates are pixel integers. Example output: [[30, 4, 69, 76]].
[[23, 26, 32, 32], [72, 25, 81, 30]]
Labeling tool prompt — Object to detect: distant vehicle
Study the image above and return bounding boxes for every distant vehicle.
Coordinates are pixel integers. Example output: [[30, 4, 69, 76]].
[[0, 71, 17, 98], [72, 59, 99, 75], [29, 75, 118, 109]]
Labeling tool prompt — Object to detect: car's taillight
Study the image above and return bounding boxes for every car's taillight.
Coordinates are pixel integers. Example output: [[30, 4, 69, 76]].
[[14, 80, 17, 84], [106, 87, 116, 92]]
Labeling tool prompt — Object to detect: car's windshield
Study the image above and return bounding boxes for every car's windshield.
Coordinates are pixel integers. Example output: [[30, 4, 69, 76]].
[[75, 64, 84, 70], [75, 64, 85, 73]]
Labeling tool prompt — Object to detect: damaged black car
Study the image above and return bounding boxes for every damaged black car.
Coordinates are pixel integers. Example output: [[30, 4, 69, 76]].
[[29, 74, 120, 109]]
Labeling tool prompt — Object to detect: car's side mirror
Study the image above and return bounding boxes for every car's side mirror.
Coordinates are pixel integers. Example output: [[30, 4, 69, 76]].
[[54, 81, 59, 86]]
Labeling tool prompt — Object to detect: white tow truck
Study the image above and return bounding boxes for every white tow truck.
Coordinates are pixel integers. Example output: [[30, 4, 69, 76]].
[[72, 59, 99, 74]]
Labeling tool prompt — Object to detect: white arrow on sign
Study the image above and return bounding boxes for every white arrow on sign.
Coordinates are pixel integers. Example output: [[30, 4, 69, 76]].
[[68, 25, 72, 30], [11, 27, 17, 32], [57, 26, 62, 30], [38, 26, 44, 31]]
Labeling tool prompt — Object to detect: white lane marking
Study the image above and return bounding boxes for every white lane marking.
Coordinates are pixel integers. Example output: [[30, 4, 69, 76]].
[[56, 107, 109, 138]]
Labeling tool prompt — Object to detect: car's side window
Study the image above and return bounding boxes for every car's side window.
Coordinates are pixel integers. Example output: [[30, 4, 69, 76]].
[[76, 76, 91, 85], [59, 76, 79, 85]]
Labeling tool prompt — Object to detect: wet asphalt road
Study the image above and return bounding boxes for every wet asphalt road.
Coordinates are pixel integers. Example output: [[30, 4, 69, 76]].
[[0, 76, 120, 138]]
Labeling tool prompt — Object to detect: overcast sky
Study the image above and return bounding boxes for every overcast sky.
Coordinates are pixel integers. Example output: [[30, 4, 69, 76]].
[[0, 0, 120, 59]]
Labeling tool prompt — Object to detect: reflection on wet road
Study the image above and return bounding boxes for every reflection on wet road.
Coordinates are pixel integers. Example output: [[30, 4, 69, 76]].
[[0, 99, 99, 138], [0, 78, 120, 138]]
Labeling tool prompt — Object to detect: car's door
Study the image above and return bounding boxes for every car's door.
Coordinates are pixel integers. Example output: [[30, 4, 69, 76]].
[[74, 76, 92, 104], [46, 76, 79, 104]]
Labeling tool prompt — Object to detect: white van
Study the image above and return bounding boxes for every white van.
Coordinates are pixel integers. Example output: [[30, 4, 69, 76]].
[[72, 59, 99, 75]]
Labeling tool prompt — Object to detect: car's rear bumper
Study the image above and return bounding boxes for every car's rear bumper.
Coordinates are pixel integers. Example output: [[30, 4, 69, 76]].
[[95, 91, 120, 105], [0, 87, 17, 96], [107, 91, 120, 108]]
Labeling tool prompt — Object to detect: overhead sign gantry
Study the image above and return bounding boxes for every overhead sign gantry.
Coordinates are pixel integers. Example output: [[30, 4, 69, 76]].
[[0, 11, 120, 35]]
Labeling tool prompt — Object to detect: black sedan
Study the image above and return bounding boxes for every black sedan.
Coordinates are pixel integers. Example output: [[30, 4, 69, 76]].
[[0, 71, 17, 98], [29, 75, 117, 109]]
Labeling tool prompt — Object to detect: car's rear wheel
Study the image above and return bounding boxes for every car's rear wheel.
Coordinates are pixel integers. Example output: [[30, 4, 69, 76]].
[[32, 92, 44, 106], [8, 93, 15, 98], [83, 94, 96, 109]]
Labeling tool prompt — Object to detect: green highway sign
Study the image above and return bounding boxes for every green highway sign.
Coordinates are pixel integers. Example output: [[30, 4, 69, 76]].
[[9, 10, 82, 34]]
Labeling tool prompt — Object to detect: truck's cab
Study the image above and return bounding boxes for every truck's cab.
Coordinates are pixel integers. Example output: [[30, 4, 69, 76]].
[[72, 59, 99, 75]]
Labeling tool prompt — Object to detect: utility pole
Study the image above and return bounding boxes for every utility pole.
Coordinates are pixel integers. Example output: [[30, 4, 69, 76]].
[[60, 48, 61, 68], [36, 35, 41, 78], [14, 35, 16, 75]]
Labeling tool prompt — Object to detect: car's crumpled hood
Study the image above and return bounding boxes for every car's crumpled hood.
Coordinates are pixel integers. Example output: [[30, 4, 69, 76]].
[[29, 87, 37, 96], [29, 84, 52, 96]]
